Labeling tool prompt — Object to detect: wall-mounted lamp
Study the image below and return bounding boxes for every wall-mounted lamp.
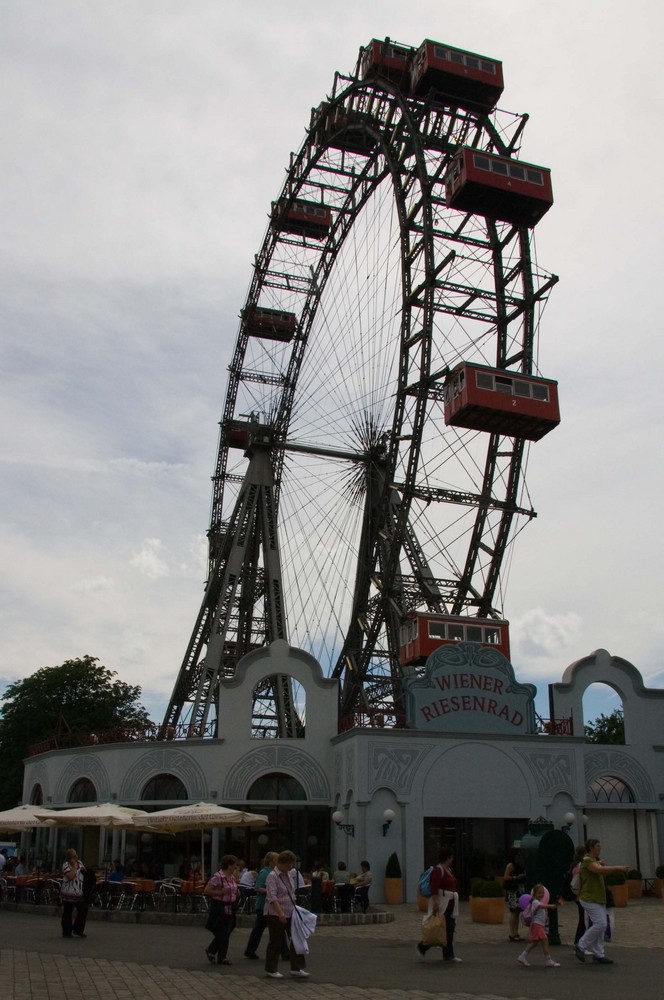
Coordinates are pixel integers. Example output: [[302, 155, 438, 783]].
[[257, 833, 269, 847], [561, 811, 576, 833], [382, 808, 395, 836], [332, 809, 355, 837], [582, 813, 589, 824]]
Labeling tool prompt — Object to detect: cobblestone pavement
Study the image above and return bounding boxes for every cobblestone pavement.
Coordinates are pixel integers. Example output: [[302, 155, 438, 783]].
[[1, 898, 662, 1000]]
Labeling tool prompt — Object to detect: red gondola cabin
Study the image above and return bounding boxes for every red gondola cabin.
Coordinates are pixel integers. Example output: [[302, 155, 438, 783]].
[[400, 612, 510, 666], [445, 147, 553, 228], [275, 199, 332, 241], [243, 305, 297, 343], [443, 362, 560, 441], [410, 40, 504, 113], [312, 103, 376, 156], [359, 38, 413, 85]]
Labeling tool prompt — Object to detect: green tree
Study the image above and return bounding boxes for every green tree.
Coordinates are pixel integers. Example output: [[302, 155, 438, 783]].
[[584, 708, 625, 744], [0, 655, 152, 810]]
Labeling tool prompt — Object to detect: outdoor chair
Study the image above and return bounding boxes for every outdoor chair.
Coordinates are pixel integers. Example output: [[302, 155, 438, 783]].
[[354, 885, 370, 912], [157, 881, 179, 912], [237, 886, 256, 914]]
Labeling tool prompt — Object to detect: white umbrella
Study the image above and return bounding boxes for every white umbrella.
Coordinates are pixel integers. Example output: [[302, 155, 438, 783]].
[[34, 802, 153, 829], [0, 804, 60, 831], [135, 801, 269, 878], [134, 802, 268, 833]]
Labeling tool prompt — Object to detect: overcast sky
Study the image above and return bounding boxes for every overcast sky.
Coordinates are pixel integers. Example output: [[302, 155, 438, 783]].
[[2, 0, 662, 729]]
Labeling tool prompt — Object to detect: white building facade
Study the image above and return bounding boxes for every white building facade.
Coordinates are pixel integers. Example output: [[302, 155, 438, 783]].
[[22, 641, 664, 897]]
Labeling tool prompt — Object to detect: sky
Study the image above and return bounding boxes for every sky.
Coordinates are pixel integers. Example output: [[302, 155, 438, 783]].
[[2, 0, 663, 731]]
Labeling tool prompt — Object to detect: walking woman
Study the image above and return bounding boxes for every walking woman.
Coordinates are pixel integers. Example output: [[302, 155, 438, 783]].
[[60, 848, 89, 939], [264, 850, 309, 979], [204, 854, 239, 965], [575, 839, 630, 965], [416, 845, 461, 963]]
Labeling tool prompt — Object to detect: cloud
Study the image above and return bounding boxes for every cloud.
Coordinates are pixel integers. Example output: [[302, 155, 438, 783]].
[[130, 539, 170, 580], [512, 607, 583, 670]]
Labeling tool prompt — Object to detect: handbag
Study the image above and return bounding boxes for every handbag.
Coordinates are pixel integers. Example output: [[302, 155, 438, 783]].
[[61, 868, 84, 899], [421, 912, 447, 947]]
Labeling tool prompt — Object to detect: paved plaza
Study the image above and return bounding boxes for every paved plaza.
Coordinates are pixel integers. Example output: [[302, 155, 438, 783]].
[[1, 897, 663, 1000]]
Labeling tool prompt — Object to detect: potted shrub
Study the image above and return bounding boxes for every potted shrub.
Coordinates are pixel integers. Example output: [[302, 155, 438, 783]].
[[605, 869, 628, 907], [626, 868, 642, 899], [384, 852, 403, 904], [469, 878, 506, 923], [654, 864, 664, 899]]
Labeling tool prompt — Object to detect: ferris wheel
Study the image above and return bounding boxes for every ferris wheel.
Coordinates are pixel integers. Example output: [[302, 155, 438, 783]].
[[161, 38, 559, 740]]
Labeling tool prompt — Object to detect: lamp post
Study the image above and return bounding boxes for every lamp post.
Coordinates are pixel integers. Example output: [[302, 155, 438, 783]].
[[332, 810, 355, 837], [561, 811, 576, 834]]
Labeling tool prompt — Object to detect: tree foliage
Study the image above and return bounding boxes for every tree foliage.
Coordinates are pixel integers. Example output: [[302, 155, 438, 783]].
[[584, 708, 625, 744], [0, 655, 152, 810]]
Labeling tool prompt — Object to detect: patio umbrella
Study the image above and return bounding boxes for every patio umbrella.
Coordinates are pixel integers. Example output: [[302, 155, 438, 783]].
[[134, 802, 269, 833], [34, 802, 152, 829], [135, 801, 269, 877], [0, 804, 60, 831]]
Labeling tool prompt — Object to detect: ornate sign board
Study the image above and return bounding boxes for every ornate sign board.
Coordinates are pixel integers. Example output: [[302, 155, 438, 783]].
[[402, 642, 536, 735]]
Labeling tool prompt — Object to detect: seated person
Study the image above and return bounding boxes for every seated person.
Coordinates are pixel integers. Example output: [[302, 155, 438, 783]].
[[311, 860, 331, 879], [333, 861, 350, 884], [333, 861, 354, 912], [290, 866, 309, 903], [107, 859, 125, 883], [354, 860, 372, 912], [238, 862, 257, 891], [14, 857, 29, 877]]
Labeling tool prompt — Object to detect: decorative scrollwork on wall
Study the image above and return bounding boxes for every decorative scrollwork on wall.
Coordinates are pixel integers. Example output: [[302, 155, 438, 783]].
[[517, 749, 577, 796], [369, 742, 432, 795], [54, 754, 111, 803], [585, 749, 655, 804], [225, 745, 330, 801], [119, 748, 207, 801]]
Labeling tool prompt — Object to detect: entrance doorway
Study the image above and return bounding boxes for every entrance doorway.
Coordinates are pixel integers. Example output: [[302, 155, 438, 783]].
[[423, 816, 528, 896]]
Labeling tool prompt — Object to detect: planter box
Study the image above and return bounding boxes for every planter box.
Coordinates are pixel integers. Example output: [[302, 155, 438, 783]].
[[627, 879, 642, 900], [469, 896, 505, 923], [608, 883, 628, 907], [384, 878, 403, 905]]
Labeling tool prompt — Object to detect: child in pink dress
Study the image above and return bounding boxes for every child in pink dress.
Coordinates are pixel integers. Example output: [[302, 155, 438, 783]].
[[517, 884, 560, 968]]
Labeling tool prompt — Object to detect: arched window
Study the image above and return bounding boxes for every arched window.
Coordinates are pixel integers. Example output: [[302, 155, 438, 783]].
[[141, 773, 188, 801], [251, 676, 306, 739], [29, 784, 43, 806], [582, 683, 625, 743], [586, 775, 634, 803], [68, 778, 97, 803], [248, 772, 306, 800]]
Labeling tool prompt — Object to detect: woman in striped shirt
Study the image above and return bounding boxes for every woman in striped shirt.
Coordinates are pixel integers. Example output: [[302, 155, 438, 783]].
[[264, 850, 309, 979]]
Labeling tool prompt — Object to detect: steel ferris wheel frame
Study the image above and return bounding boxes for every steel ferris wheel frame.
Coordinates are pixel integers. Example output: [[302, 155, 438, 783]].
[[160, 43, 558, 741]]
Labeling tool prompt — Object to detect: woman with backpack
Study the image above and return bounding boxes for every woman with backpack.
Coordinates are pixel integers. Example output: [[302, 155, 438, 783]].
[[416, 846, 461, 963]]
